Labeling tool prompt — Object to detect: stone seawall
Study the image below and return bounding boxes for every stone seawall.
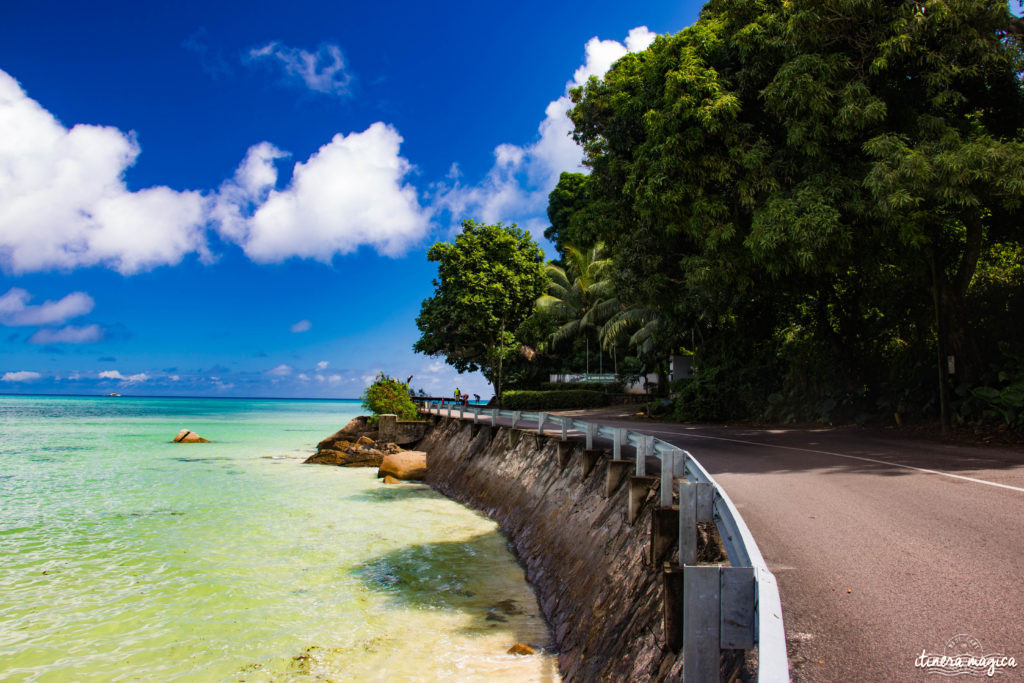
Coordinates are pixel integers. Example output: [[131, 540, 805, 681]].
[[418, 417, 683, 681]]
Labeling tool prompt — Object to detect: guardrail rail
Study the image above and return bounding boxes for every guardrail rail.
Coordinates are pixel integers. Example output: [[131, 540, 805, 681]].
[[420, 402, 789, 682]]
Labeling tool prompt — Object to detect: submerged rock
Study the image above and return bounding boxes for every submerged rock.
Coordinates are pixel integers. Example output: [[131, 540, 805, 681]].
[[173, 429, 210, 443], [377, 451, 427, 481], [508, 643, 536, 656]]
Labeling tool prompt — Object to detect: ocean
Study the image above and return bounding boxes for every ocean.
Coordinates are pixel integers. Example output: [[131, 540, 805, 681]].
[[0, 395, 557, 681]]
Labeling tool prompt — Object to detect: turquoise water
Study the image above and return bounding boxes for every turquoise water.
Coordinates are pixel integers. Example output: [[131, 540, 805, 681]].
[[0, 396, 557, 681]]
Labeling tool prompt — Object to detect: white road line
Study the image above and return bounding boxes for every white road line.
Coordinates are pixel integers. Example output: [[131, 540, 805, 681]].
[[636, 428, 1024, 494]]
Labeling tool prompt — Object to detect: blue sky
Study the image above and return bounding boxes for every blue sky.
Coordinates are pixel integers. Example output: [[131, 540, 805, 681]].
[[0, 0, 703, 399]]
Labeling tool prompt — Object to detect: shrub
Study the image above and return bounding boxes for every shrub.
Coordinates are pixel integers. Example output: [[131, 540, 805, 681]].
[[361, 372, 419, 422], [539, 381, 623, 393], [501, 389, 610, 410]]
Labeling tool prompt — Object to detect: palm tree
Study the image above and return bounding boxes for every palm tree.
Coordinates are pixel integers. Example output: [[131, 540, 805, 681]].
[[537, 244, 619, 374]]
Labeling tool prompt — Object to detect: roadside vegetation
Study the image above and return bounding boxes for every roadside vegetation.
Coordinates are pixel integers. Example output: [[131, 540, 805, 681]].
[[361, 372, 418, 422], [416, 0, 1024, 433]]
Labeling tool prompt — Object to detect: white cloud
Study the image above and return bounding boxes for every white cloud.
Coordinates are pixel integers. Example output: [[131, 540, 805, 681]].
[[267, 363, 293, 376], [28, 323, 103, 344], [316, 360, 328, 370], [328, 374, 342, 383], [248, 42, 352, 96], [297, 373, 310, 381], [215, 123, 431, 261], [169, 374, 180, 381], [0, 70, 209, 274], [98, 369, 148, 382], [290, 319, 312, 333], [2, 370, 41, 382], [0, 287, 94, 325], [433, 27, 656, 238]]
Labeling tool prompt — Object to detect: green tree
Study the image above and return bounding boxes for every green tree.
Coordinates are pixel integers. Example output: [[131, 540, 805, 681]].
[[361, 372, 418, 422], [414, 220, 547, 405], [537, 243, 621, 374], [568, 0, 1024, 427]]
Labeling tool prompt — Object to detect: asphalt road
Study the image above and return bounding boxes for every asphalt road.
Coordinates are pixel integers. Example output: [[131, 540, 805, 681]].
[[429, 406, 1024, 680], [575, 414, 1024, 681]]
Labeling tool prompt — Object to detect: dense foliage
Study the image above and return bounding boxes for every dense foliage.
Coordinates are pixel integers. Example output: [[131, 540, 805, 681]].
[[501, 389, 611, 410], [413, 220, 548, 404], [563, 0, 1024, 426], [361, 372, 418, 422]]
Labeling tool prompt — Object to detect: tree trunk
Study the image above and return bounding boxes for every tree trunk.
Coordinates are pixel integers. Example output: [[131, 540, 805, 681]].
[[928, 249, 951, 435]]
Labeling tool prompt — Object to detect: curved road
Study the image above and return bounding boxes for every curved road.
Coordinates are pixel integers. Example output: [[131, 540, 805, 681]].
[[576, 414, 1024, 681]]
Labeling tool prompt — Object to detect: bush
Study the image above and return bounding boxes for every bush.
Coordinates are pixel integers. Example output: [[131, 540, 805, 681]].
[[361, 372, 419, 422], [539, 381, 623, 393], [501, 389, 610, 410]]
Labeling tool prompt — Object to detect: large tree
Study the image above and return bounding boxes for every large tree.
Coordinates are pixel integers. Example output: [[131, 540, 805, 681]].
[[414, 220, 547, 403], [568, 0, 1024, 426]]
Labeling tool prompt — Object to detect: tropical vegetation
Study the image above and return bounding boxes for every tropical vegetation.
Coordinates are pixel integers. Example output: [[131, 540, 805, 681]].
[[415, 0, 1024, 431]]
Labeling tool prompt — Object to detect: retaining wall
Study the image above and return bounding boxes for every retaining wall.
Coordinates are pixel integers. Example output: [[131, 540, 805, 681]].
[[418, 417, 684, 681]]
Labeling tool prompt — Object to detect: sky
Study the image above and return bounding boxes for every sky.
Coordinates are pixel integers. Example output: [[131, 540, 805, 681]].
[[0, 0, 705, 399]]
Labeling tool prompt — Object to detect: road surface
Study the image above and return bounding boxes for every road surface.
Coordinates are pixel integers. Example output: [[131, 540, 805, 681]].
[[429, 406, 1024, 681]]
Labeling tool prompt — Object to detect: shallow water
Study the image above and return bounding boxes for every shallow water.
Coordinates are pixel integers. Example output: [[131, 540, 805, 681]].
[[0, 396, 557, 681]]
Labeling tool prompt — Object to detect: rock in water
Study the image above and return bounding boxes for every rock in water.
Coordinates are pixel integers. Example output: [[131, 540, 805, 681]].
[[377, 451, 427, 481], [304, 444, 385, 467], [383, 475, 401, 485], [173, 429, 210, 443], [508, 643, 536, 656]]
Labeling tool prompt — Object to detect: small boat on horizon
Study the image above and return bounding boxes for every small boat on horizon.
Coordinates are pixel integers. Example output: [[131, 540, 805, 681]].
[[106, 392, 121, 397]]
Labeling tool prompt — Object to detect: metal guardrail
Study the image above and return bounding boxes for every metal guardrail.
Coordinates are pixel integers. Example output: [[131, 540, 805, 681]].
[[421, 402, 789, 682]]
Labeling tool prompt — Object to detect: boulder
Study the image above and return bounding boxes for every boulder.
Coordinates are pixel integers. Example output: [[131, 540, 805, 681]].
[[507, 643, 536, 656], [304, 446, 385, 467], [383, 475, 401, 485], [377, 451, 427, 481], [317, 416, 376, 450], [356, 435, 375, 446], [173, 429, 210, 443]]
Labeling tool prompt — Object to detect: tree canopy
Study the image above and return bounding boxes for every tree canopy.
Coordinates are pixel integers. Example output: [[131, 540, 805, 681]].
[[566, 0, 1024, 425], [413, 220, 547, 403]]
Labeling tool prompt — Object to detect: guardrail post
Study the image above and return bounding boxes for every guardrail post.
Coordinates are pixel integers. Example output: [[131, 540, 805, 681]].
[[560, 417, 568, 441], [720, 567, 756, 650], [679, 481, 698, 566], [472, 408, 479, 425], [458, 403, 464, 419], [636, 434, 650, 476], [491, 408, 498, 424], [683, 566, 721, 681], [511, 411, 521, 428], [585, 423, 596, 449], [661, 449, 680, 508], [536, 412, 547, 435]]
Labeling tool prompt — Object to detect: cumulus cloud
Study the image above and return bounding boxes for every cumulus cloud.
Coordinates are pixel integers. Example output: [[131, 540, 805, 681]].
[[434, 27, 656, 237], [297, 373, 310, 381], [267, 363, 293, 376], [290, 319, 312, 333], [0, 287, 94, 325], [28, 324, 104, 344], [2, 370, 41, 382], [0, 70, 432, 275], [0, 70, 209, 274], [214, 122, 431, 261], [316, 360, 328, 370], [248, 41, 352, 96]]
